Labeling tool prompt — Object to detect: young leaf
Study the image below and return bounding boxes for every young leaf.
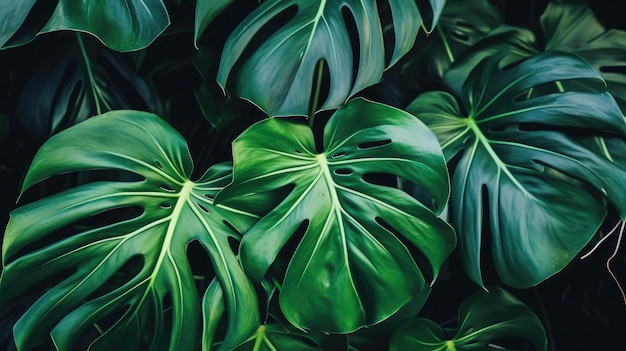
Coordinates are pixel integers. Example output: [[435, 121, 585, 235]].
[[0, 0, 169, 51], [408, 51, 626, 288], [216, 98, 456, 333], [389, 286, 547, 351], [217, 0, 446, 116], [0, 111, 259, 350]]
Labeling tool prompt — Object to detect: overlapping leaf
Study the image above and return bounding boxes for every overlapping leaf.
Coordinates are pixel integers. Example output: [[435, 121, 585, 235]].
[[0, 111, 259, 350], [389, 287, 547, 351], [15, 34, 163, 139], [0, 0, 169, 51], [216, 98, 456, 332], [407, 52, 626, 288], [217, 0, 446, 116]]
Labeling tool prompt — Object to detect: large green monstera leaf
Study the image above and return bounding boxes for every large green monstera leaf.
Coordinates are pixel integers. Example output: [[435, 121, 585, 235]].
[[216, 98, 456, 332], [217, 0, 446, 116], [389, 286, 547, 351], [407, 52, 626, 288], [0, 0, 169, 51], [0, 111, 259, 350]]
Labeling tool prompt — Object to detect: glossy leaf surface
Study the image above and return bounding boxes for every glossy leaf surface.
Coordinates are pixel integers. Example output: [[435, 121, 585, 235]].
[[389, 287, 547, 351], [217, 0, 446, 116], [217, 98, 456, 332], [0, 111, 259, 350], [0, 0, 169, 51], [408, 52, 626, 288]]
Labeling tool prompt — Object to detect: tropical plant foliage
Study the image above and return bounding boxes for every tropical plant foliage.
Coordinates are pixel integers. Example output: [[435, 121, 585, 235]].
[[1, 0, 625, 350]]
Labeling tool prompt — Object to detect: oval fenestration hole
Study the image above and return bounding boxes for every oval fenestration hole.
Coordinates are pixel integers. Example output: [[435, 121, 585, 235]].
[[334, 169, 352, 176], [160, 184, 176, 192], [155, 160, 164, 170], [160, 203, 172, 209], [197, 203, 211, 214], [294, 150, 302, 154], [332, 152, 346, 159], [358, 139, 391, 149], [203, 194, 215, 201]]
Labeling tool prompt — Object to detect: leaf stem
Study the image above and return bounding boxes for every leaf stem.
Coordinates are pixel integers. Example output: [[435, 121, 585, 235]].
[[309, 60, 325, 128], [77, 33, 102, 115]]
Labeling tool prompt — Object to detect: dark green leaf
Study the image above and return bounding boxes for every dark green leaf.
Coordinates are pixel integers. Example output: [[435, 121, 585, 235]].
[[408, 52, 626, 288], [0, 0, 169, 51], [217, 0, 446, 116], [216, 98, 455, 332], [194, 0, 235, 46], [542, 1, 626, 113], [233, 324, 322, 351], [419, 0, 503, 80], [389, 286, 547, 351], [15, 34, 164, 138], [0, 111, 259, 350]]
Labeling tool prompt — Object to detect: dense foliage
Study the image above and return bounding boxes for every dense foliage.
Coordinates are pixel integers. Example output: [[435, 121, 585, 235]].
[[1, 0, 625, 350]]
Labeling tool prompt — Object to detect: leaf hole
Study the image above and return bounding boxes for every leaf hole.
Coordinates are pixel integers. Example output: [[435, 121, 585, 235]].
[[450, 30, 470, 42], [197, 202, 211, 214], [160, 202, 172, 209], [600, 65, 626, 75], [203, 193, 215, 201], [5, 206, 144, 263], [294, 150, 302, 154], [160, 184, 176, 192], [340, 6, 361, 87], [362, 172, 397, 187], [358, 139, 392, 149], [84, 255, 145, 302], [375, 217, 434, 282], [332, 152, 346, 158], [187, 240, 215, 294], [333, 168, 353, 176]]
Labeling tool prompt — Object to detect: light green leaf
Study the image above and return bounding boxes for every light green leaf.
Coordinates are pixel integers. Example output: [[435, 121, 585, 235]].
[[216, 98, 455, 332], [408, 51, 626, 288], [217, 0, 446, 116], [0, 111, 259, 350], [0, 0, 169, 51], [389, 286, 547, 351]]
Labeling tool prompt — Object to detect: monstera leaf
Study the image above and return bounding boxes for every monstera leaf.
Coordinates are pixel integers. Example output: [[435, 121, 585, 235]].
[[389, 286, 547, 351], [194, 0, 235, 45], [217, 0, 446, 116], [232, 324, 322, 351], [542, 1, 626, 113], [15, 34, 163, 139], [445, 1, 626, 112], [0, 0, 169, 51], [216, 98, 456, 332], [407, 52, 626, 288], [0, 111, 259, 350], [418, 0, 503, 81]]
